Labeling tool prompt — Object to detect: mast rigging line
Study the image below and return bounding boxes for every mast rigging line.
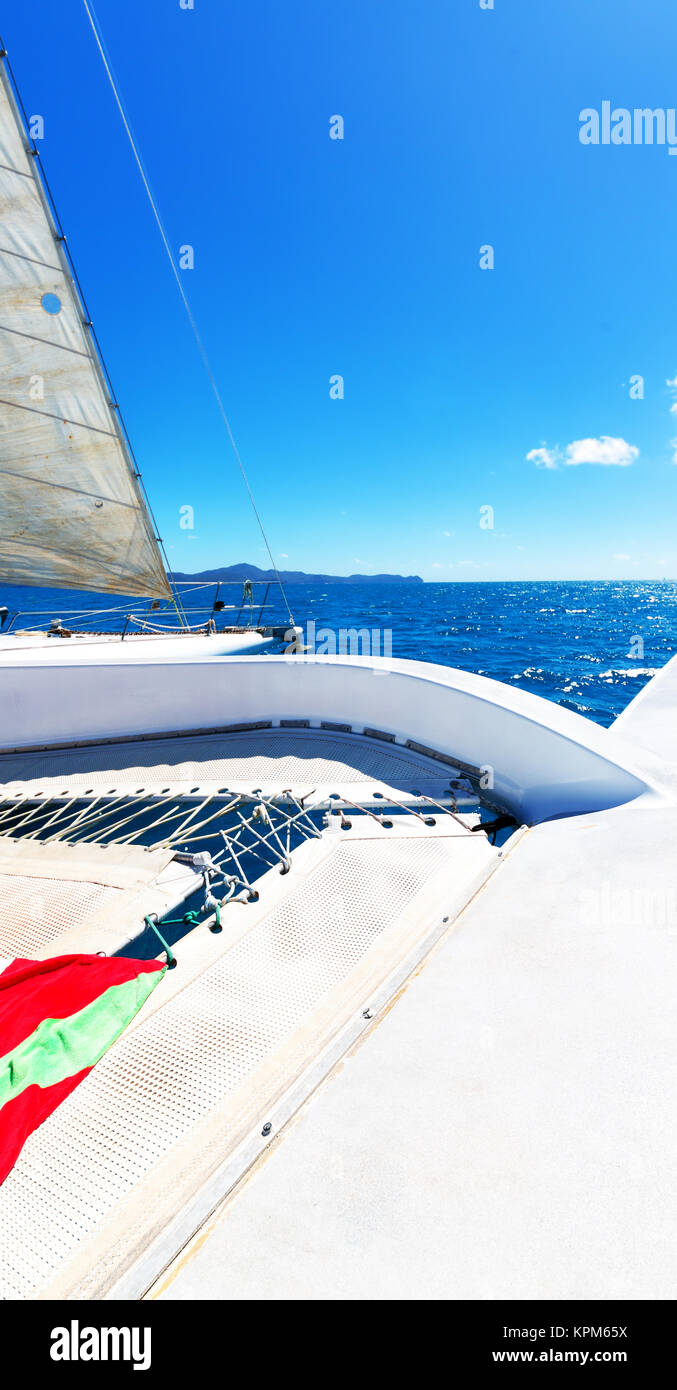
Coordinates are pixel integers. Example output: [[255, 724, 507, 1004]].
[[0, 34, 186, 625], [80, 0, 295, 627]]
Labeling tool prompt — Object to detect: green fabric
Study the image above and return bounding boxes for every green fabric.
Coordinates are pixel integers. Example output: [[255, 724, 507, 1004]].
[[0, 968, 165, 1108]]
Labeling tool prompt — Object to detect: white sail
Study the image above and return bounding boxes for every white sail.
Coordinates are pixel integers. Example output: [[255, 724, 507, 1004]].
[[0, 59, 170, 599]]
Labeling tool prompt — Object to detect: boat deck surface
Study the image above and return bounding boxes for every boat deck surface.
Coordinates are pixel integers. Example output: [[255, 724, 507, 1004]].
[[153, 801, 677, 1302], [1, 712, 674, 1300], [611, 650, 677, 773], [0, 727, 497, 1299], [0, 725, 467, 801]]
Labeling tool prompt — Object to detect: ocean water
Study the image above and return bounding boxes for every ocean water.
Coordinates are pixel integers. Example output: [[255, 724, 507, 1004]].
[[2, 579, 676, 729], [298, 579, 677, 726]]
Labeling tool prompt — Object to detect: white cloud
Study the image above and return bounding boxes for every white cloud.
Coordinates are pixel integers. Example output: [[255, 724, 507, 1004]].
[[614, 553, 631, 560], [279, 552, 288, 558], [431, 562, 442, 569], [667, 375, 677, 389], [565, 436, 638, 466], [526, 446, 559, 469], [671, 439, 677, 465], [528, 436, 638, 469]]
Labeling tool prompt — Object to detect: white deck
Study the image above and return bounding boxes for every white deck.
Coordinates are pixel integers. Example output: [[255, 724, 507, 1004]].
[[0, 629, 278, 658], [155, 800, 677, 1302], [0, 724, 499, 1299], [612, 646, 677, 770], [0, 652, 675, 1300], [0, 725, 469, 804], [0, 815, 499, 1299]]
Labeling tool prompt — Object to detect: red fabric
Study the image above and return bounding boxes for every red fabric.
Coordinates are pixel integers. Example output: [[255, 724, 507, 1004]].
[[0, 953, 164, 1056], [0, 1067, 91, 1184]]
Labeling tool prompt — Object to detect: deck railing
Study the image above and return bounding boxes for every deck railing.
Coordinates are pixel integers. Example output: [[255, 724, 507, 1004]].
[[1, 580, 286, 637]]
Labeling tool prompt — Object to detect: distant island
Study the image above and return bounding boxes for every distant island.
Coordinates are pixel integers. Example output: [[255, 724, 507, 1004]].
[[172, 563, 423, 585]]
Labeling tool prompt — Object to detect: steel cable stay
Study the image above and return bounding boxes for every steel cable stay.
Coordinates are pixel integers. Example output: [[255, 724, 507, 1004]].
[[80, 0, 295, 628]]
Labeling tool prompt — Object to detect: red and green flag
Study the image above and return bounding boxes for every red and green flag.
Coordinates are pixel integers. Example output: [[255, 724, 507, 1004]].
[[0, 953, 165, 1184]]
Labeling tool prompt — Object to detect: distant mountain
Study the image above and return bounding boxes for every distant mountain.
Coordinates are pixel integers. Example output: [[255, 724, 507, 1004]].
[[172, 563, 423, 585]]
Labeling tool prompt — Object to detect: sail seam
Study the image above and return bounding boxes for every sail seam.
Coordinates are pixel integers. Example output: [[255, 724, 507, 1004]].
[[0, 159, 32, 179], [0, 246, 62, 272], [0, 325, 89, 358], [0, 468, 142, 510], [0, 537, 151, 572], [0, 398, 118, 437]]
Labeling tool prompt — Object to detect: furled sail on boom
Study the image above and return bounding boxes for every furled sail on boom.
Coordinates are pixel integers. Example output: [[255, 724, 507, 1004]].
[[0, 57, 170, 599]]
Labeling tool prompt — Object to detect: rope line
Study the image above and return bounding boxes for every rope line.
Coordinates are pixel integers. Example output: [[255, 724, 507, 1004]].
[[80, 0, 295, 626]]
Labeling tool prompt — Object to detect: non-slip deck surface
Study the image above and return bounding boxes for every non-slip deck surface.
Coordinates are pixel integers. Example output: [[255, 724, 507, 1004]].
[[155, 806, 677, 1302], [0, 839, 199, 962], [0, 728, 460, 797], [0, 820, 497, 1299]]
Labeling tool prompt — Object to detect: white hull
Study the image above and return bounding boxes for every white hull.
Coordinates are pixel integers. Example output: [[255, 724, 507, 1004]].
[[0, 628, 278, 660], [0, 648, 667, 822]]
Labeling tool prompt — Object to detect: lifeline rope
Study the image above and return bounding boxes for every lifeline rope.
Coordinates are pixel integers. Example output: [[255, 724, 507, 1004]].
[[81, 0, 295, 627], [144, 903, 222, 967]]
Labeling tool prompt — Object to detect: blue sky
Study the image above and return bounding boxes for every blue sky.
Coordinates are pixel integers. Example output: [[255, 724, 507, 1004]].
[[6, 0, 677, 581]]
